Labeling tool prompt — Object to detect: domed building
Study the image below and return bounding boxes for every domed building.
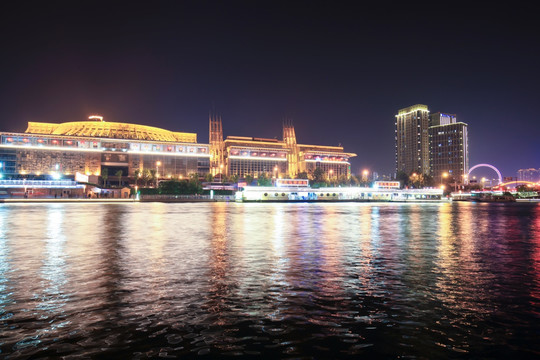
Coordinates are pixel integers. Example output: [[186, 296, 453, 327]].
[[0, 116, 210, 181]]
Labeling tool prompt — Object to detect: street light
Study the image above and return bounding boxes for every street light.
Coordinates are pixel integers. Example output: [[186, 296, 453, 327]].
[[441, 172, 448, 186], [273, 165, 278, 179], [156, 161, 161, 187], [329, 169, 334, 180]]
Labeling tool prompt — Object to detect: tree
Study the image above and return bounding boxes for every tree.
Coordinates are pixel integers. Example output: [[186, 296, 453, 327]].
[[296, 171, 309, 179], [115, 170, 123, 187], [423, 173, 434, 187], [257, 172, 272, 186], [101, 168, 108, 188], [149, 169, 157, 187], [205, 173, 214, 182], [244, 174, 254, 185], [395, 170, 409, 188], [311, 167, 326, 184], [338, 174, 348, 186], [142, 168, 151, 187], [229, 174, 239, 183], [134, 169, 141, 186], [188, 173, 202, 194], [516, 185, 527, 192], [348, 175, 360, 186]]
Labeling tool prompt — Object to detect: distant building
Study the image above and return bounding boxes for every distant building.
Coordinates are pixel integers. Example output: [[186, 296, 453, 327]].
[[395, 104, 430, 175], [428, 112, 469, 184], [210, 116, 356, 179], [517, 168, 540, 182]]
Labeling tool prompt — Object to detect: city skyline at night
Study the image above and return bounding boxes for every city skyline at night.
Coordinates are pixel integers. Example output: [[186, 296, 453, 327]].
[[1, 1, 538, 179], [1, 3, 539, 358]]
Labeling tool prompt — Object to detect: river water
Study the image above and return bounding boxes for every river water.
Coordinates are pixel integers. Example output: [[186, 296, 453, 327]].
[[0, 202, 539, 358]]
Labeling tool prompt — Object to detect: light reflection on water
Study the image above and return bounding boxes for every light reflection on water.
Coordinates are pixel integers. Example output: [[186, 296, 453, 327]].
[[0, 202, 539, 358]]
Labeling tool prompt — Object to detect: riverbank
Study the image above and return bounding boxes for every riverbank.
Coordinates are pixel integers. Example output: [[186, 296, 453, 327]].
[[0, 195, 231, 203], [0, 198, 137, 203]]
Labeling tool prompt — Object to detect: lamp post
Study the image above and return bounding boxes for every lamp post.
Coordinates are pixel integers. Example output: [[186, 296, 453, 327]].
[[441, 172, 448, 187], [220, 163, 224, 182], [273, 165, 278, 179], [53, 163, 61, 180], [156, 161, 161, 187], [329, 169, 334, 182]]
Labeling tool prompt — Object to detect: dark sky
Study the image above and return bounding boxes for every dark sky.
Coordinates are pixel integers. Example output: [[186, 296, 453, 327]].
[[1, 1, 539, 178]]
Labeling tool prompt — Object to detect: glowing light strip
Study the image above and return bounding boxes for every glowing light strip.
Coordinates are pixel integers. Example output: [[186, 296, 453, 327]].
[[0, 144, 210, 157], [396, 108, 429, 117], [1, 131, 206, 147], [430, 122, 468, 128], [127, 150, 210, 158], [498, 180, 539, 187], [0, 144, 103, 153], [228, 155, 287, 161], [304, 159, 350, 164], [0, 184, 85, 189], [1, 198, 137, 203]]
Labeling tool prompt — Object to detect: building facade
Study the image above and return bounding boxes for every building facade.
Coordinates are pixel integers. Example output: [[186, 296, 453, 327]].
[[395, 104, 430, 175], [210, 116, 355, 179], [0, 115, 355, 183], [395, 106, 470, 184], [517, 168, 540, 183], [0, 117, 210, 181], [429, 112, 469, 184]]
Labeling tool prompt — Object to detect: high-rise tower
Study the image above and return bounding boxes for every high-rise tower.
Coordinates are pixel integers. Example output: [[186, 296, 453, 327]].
[[395, 104, 430, 175], [429, 112, 469, 184]]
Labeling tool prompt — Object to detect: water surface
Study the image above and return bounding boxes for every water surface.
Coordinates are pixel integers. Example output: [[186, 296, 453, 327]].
[[0, 202, 539, 358]]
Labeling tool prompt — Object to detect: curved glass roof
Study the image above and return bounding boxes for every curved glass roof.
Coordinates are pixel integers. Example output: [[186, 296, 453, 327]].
[[25, 121, 197, 143]]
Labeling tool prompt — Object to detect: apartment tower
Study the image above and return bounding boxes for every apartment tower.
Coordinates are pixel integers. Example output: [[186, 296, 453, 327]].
[[395, 104, 430, 175], [428, 112, 469, 184]]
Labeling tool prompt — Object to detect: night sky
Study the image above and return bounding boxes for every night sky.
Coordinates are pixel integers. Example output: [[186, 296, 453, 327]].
[[1, 1, 538, 178]]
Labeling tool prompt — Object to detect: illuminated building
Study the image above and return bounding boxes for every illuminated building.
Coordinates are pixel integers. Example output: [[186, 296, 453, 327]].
[[429, 112, 469, 184], [395, 104, 430, 175], [0, 116, 210, 180], [517, 168, 540, 182], [237, 180, 443, 202], [210, 116, 356, 179]]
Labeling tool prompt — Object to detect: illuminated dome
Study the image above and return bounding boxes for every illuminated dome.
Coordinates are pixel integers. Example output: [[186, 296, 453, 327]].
[[25, 118, 197, 143]]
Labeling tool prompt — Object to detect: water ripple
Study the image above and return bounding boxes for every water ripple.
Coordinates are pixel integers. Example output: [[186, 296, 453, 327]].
[[0, 202, 539, 358]]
